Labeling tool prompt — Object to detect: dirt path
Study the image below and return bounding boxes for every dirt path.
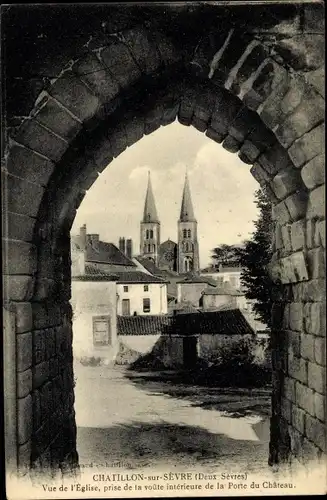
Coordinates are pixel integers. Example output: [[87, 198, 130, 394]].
[[74, 364, 272, 475]]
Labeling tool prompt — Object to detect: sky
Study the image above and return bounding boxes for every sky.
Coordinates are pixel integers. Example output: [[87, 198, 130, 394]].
[[72, 120, 260, 268]]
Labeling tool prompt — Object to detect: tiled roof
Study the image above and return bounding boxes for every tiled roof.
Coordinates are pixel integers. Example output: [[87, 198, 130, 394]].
[[118, 315, 171, 335], [134, 257, 164, 276], [115, 271, 168, 284], [117, 309, 254, 336], [73, 265, 118, 281], [85, 240, 136, 267]]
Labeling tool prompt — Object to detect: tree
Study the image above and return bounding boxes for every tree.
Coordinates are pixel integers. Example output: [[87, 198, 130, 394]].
[[211, 244, 243, 267], [236, 187, 278, 328]]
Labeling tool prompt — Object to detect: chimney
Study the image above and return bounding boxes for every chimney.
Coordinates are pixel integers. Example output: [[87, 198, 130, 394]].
[[80, 224, 87, 250], [87, 234, 99, 250], [126, 239, 133, 259], [119, 237, 126, 255]]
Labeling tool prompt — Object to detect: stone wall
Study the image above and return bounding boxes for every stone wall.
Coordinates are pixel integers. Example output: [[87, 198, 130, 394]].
[[2, 1, 325, 476]]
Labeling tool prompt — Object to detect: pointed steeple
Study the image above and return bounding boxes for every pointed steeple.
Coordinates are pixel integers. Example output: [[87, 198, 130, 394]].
[[179, 170, 196, 222], [142, 171, 159, 223]]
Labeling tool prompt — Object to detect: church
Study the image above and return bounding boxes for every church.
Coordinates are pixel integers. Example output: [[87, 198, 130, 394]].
[[139, 171, 200, 274]]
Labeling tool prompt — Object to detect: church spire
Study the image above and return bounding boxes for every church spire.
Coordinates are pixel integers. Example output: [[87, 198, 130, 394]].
[[142, 171, 159, 223], [179, 170, 196, 222]]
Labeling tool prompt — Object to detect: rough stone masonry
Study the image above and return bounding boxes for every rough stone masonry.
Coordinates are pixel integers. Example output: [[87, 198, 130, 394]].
[[2, 1, 325, 478]]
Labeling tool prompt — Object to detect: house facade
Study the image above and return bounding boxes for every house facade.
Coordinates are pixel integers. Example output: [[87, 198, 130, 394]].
[[116, 272, 168, 316]]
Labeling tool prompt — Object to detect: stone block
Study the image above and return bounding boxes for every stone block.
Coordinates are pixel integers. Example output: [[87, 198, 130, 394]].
[[3, 240, 36, 275], [5, 172, 44, 218], [209, 92, 243, 137], [290, 219, 306, 252], [304, 302, 320, 335], [16, 332, 32, 373], [306, 219, 316, 249], [14, 118, 68, 162], [295, 381, 315, 416], [314, 220, 325, 248], [272, 200, 291, 224], [271, 168, 302, 200], [222, 135, 242, 153], [281, 224, 292, 253], [307, 248, 325, 279], [258, 144, 293, 177], [292, 404, 306, 434], [17, 368, 32, 399], [281, 397, 292, 423], [307, 185, 325, 219], [250, 163, 271, 185], [17, 394, 33, 445], [308, 362, 325, 394], [4, 275, 35, 302], [205, 127, 225, 144], [49, 71, 100, 122], [288, 356, 307, 384], [305, 414, 326, 452], [73, 52, 119, 101], [15, 302, 33, 334], [161, 102, 180, 126], [286, 329, 301, 359], [284, 192, 308, 222], [33, 361, 50, 389], [314, 392, 325, 422], [101, 42, 142, 89], [301, 154, 325, 190], [305, 66, 325, 98], [6, 212, 36, 243], [7, 144, 55, 187], [275, 87, 325, 148], [34, 96, 82, 141], [314, 337, 326, 367], [300, 333, 315, 362], [280, 252, 309, 284], [283, 377, 296, 403], [289, 302, 303, 332], [302, 279, 326, 304], [276, 35, 325, 72], [288, 123, 325, 168], [289, 425, 303, 456]]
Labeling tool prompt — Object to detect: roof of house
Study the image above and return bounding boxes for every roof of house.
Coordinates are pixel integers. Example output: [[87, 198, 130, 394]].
[[168, 301, 200, 314], [118, 315, 171, 335], [72, 234, 136, 267], [201, 265, 242, 274], [115, 271, 168, 284], [85, 240, 136, 267], [73, 264, 118, 282], [202, 282, 244, 296], [117, 309, 254, 336]]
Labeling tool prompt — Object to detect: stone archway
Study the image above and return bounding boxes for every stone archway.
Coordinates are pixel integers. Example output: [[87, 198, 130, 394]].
[[2, 2, 325, 477]]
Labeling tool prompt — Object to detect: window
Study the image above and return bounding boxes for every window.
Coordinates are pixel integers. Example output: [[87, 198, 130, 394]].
[[122, 299, 130, 316], [148, 244, 151, 252], [123, 286, 129, 292], [144, 285, 149, 292], [143, 298, 151, 313], [146, 229, 149, 239], [92, 316, 110, 346], [153, 244, 156, 252], [187, 229, 191, 238], [183, 229, 187, 238], [150, 229, 154, 238]]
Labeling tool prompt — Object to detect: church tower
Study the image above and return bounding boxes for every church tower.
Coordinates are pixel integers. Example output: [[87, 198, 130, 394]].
[[140, 172, 160, 265], [177, 171, 200, 273]]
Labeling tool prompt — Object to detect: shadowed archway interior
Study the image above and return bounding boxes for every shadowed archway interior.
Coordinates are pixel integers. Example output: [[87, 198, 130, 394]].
[[2, 2, 325, 477]]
